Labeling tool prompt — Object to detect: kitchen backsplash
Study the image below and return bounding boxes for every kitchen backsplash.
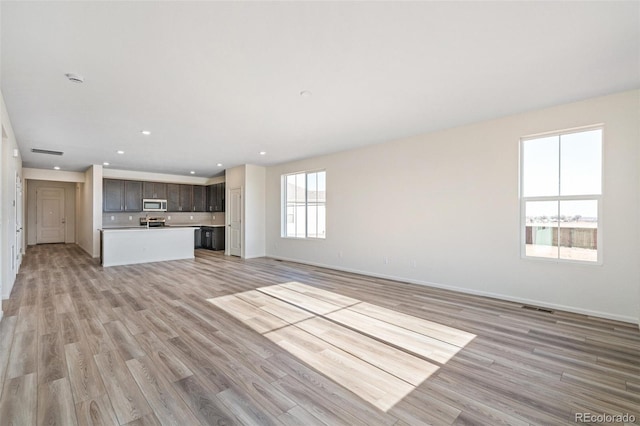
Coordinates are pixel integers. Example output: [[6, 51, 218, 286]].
[[103, 212, 225, 227]]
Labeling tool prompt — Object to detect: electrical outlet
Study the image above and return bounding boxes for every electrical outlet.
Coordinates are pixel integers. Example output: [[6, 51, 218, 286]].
[[110, 216, 114, 221], [384, 256, 388, 264], [212, 216, 215, 220], [128, 216, 132, 220], [190, 215, 193, 220], [167, 216, 171, 220]]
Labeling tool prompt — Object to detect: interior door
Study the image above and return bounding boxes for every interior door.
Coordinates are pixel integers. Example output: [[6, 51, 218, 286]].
[[37, 188, 65, 244], [228, 187, 242, 257], [15, 174, 23, 268]]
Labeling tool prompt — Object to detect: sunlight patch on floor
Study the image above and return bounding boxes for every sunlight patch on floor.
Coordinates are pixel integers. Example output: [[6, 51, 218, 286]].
[[207, 281, 476, 412]]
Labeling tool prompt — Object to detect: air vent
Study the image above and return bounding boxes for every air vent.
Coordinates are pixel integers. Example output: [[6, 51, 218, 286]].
[[31, 148, 64, 156], [522, 305, 554, 314]]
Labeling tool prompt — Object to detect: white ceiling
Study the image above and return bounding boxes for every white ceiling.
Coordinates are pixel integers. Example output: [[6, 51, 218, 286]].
[[2, 1, 638, 177]]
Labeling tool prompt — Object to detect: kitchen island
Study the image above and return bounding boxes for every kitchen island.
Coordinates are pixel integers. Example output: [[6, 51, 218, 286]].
[[100, 226, 199, 267]]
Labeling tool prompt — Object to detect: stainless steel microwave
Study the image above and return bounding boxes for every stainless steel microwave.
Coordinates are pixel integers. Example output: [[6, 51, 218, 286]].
[[143, 199, 167, 212]]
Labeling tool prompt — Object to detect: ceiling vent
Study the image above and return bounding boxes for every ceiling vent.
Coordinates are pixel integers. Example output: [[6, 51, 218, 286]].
[[31, 148, 64, 156], [65, 73, 84, 83]]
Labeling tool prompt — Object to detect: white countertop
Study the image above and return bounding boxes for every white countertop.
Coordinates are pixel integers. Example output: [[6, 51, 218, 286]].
[[101, 224, 224, 230]]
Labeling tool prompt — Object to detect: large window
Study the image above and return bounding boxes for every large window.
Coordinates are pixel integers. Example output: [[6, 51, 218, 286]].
[[283, 170, 326, 239], [520, 127, 602, 263]]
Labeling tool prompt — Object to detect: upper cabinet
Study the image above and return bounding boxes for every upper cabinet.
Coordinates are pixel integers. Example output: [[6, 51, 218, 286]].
[[192, 186, 207, 212], [167, 183, 180, 212], [103, 179, 142, 212], [207, 183, 225, 212], [103, 179, 224, 213], [167, 184, 193, 212], [142, 182, 167, 199], [124, 181, 143, 212], [103, 179, 124, 212]]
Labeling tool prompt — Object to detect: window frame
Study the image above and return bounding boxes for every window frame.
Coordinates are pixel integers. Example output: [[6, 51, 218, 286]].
[[281, 169, 326, 240], [519, 125, 604, 265]]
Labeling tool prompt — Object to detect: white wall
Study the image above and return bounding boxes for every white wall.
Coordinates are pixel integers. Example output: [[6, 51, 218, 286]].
[[225, 165, 266, 258], [245, 164, 266, 259], [1, 91, 23, 302], [226, 165, 245, 257], [77, 165, 103, 257], [103, 168, 225, 186], [265, 90, 640, 324]]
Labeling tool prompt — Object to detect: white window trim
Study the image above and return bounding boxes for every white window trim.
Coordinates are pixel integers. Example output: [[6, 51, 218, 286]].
[[519, 125, 604, 265], [281, 169, 326, 240]]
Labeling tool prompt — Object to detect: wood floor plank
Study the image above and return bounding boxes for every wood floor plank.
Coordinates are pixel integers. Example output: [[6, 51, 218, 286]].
[[15, 305, 38, 333], [350, 301, 476, 347], [0, 373, 37, 425], [172, 375, 238, 425], [4, 244, 639, 425], [126, 356, 202, 425], [0, 315, 18, 395], [38, 306, 59, 336], [60, 311, 83, 344], [39, 332, 67, 384], [217, 385, 280, 426], [257, 285, 346, 315], [103, 320, 146, 360], [278, 405, 326, 426], [94, 351, 152, 424], [75, 393, 120, 426], [326, 308, 461, 363], [37, 377, 79, 426], [64, 340, 106, 403], [134, 331, 193, 383], [80, 318, 116, 355], [296, 316, 439, 386], [6, 330, 37, 379]]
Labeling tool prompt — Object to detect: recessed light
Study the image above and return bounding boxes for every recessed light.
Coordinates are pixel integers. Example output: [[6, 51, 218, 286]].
[[217, 163, 223, 167], [103, 162, 110, 166], [259, 151, 267, 156], [53, 166, 60, 170], [141, 130, 151, 135], [300, 90, 312, 98], [117, 150, 124, 154], [65, 73, 84, 83], [190, 171, 195, 175]]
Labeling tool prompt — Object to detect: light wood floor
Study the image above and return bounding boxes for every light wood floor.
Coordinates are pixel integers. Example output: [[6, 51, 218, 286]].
[[0, 244, 638, 425]]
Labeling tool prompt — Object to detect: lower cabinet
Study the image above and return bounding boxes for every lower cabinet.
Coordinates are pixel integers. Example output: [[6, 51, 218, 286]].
[[201, 226, 225, 251]]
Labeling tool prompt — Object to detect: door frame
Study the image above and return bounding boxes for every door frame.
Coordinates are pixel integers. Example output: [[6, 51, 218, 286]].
[[227, 186, 243, 257], [36, 187, 66, 244]]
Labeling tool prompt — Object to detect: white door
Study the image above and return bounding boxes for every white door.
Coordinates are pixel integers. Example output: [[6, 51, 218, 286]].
[[228, 187, 242, 257], [37, 188, 65, 244], [15, 174, 23, 268]]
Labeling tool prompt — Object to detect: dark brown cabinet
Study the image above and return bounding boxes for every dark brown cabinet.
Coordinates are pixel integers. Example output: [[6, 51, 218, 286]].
[[201, 226, 225, 250], [103, 179, 142, 212], [206, 183, 225, 212], [179, 185, 192, 212], [103, 179, 124, 212], [104, 179, 225, 213], [192, 186, 207, 212], [167, 184, 194, 212], [123, 181, 142, 211], [142, 182, 167, 199], [167, 184, 180, 212]]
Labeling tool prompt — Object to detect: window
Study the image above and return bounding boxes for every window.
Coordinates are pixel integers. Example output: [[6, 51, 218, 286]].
[[520, 127, 602, 262], [283, 170, 326, 239]]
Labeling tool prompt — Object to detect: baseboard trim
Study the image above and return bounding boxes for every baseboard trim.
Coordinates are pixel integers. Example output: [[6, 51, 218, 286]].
[[267, 255, 638, 325]]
